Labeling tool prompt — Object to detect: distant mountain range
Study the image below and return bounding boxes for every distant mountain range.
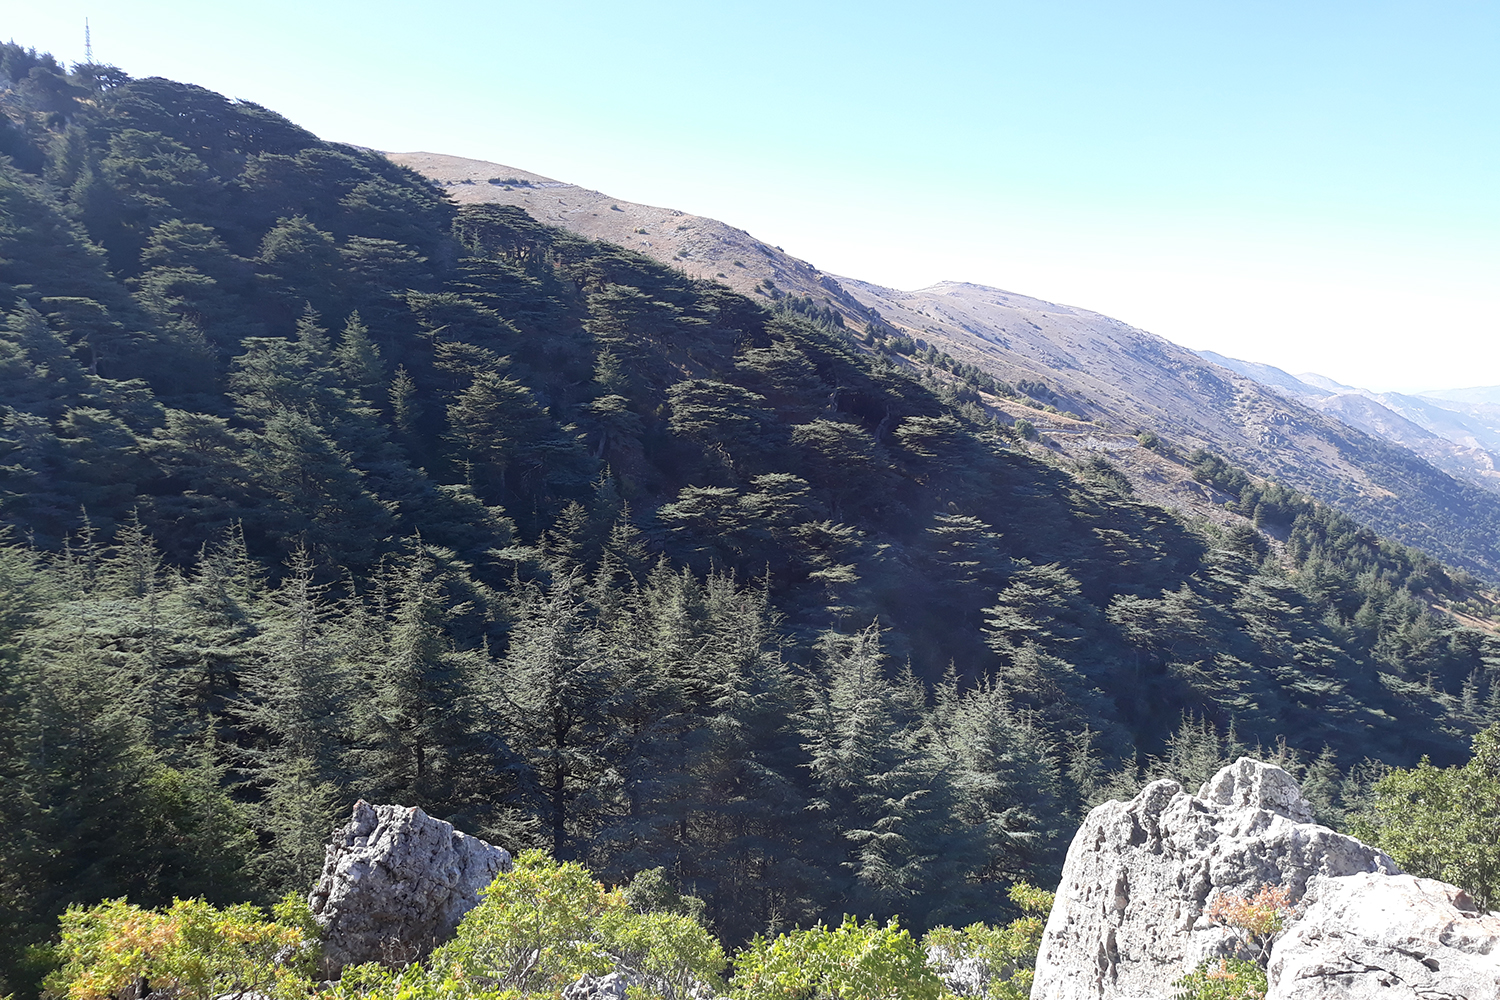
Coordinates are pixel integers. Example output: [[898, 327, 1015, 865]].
[[1196, 351, 1500, 494], [388, 151, 1500, 579]]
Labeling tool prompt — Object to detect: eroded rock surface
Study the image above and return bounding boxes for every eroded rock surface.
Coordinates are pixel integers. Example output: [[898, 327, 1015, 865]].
[[1030, 758, 1397, 1000], [562, 972, 636, 1000], [1267, 872, 1500, 1000], [309, 801, 512, 976]]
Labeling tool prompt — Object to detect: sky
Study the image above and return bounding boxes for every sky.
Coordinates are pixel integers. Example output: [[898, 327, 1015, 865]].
[[6, 1, 1498, 392]]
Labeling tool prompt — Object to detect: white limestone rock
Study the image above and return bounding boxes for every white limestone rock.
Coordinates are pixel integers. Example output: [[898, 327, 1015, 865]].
[[1267, 872, 1500, 1000], [1030, 758, 1397, 1000], [927, 944, 995, 998], [562, 972, 637, 1000], [308, 801, 512, 976]]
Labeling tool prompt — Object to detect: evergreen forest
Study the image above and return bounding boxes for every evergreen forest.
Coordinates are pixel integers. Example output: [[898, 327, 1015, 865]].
[[3, 46, 1500, 997]]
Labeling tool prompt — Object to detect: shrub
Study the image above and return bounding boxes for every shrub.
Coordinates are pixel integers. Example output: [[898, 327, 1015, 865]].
[[1173, 957, 1267, 1000], [1352, 725, 1500, 910], [429, 850, 723, 999], [1171, 883, 1287, 1000], [46, 895, 317, 1000], [923, 882, 1055, 1000], [728, 915, 943, 1000]]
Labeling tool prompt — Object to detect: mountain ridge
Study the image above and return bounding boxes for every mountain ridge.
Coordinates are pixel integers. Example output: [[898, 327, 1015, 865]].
[[1196, 350, 1500, 494], [389, 151, 1500, 580]]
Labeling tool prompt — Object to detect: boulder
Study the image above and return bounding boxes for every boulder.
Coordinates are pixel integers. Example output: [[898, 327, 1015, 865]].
[[562, 972, 637, 1000], [308, 801, 512, 976], [1267, 872, 1500, 1000], [1030, 758, 1397, 1000], [926, 945, 994, 998]]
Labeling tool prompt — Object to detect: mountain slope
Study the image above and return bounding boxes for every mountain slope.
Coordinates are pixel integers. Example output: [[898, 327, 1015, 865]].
[[391, 152, 1500, 580], [1196, 350, 1500, 493], [1197, 351, 1500, 495], [1196, 350, 1332, 398]]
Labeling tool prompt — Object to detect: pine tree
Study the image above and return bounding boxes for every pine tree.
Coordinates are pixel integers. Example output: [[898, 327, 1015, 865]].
[[688, 574, 816, 939], [166, 523, 260, 732], [353, 537, 477, 810], [240, 546, 346, 770], [800, 622, 967, 926], [496, 574, 605, 859], [333, 311, 385, 400], [1301, 745, 1344, 828], [932, 673, 1061, 916]]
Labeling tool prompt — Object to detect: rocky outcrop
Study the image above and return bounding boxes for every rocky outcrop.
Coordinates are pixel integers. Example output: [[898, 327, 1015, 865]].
[[561, 971, 636, 1000], [562, 972, 638, 1000], [1030, 758, 1397, 1000], [308, 801, 512, 976], [1267, 872, 1500, 1000]]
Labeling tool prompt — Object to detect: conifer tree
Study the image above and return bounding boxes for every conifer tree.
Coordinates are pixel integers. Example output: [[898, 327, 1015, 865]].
[[496, 573, 606, 858], [801, 623, 968, 925], [687, 573, 816, 938], [931, 673, 1061, 916], [354, 537, 475, 809], [333, 310, 385, 400]]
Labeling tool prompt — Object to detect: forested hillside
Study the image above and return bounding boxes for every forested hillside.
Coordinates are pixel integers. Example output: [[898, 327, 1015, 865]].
[[406, 152, 1500, 583], [3, 47, 1500, 996]]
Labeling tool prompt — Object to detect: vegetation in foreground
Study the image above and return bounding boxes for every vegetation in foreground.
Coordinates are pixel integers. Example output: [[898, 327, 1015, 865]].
[[45, 853, 1051, 1000], [32, 732, 1500, 1000]]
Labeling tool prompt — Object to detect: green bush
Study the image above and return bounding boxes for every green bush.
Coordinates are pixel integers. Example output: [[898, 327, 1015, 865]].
[[728, 915, 943, 1000], [1352, 725, 1500, 911], [428, 850, 723, 999], [45, 895, 318, 1000], [923, 882, 1054, 1000], [43, 856, 1059, 1000], [1172, 957, 1267, 1000]]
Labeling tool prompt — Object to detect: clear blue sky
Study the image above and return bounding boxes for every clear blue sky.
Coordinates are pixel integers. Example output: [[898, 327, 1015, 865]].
[[7, 1, 1498, 390]]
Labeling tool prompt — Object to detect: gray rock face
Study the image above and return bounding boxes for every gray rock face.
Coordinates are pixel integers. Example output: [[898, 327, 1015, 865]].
[[1198, 757, 1314, 824], [1267, 872, 1500, 1000], [1030, 759, 1397, 1000], [927, 945, 993, 998], [562, 972, 636, 1000], [308, 801, 512, 976]]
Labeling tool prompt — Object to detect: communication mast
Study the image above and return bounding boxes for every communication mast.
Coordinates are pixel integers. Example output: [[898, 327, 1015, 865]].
[[84, 19, 93, 64]]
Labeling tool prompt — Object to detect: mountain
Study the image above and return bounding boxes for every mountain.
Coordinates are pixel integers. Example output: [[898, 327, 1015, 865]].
[[1420, 386, 1500, 406], [6, 52, 1500, 997], [1195, 350, 1331, 398], [1294, 371, 1366, 395], [1379, 393, 1500, 456], [386, 152, 867, 313], [1186, 350, 1500, 496], [1193, 352, 1500, 494], [389, 151, 1500, 581]]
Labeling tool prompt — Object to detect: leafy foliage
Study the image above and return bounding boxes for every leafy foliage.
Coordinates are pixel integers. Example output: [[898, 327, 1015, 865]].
[[46, 895, 318, 1000], [728, 915, 944, 1000], [922, 882, 1055, 1000], [1172, 958, 1268, 1000], [427, 850, 724, 999], [1352, 726, 1500, 910]]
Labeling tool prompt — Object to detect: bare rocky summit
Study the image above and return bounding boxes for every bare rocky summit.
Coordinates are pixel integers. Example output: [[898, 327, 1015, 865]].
[[308, 801, 512, 976], [1032, 758, 1500, 999], [1032, 758, 1396, 1000], [1268, 872, 1500, 1000]]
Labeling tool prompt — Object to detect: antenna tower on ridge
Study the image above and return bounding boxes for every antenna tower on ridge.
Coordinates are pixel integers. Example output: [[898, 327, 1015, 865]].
[[85, 19, 93, 64]]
